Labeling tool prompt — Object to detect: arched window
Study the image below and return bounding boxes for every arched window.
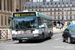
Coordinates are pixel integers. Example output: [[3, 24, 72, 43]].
[[32, 9, 33, 11], [35, 9, 37, 11]]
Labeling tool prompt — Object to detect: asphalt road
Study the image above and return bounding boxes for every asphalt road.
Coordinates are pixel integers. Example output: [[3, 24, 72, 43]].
[[0, 33, 75, 50]]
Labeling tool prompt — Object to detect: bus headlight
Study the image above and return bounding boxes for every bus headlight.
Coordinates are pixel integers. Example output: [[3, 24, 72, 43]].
[[32, 29, 39, 34], [12, 30, 17, 34], [32, 29, 39, 37]]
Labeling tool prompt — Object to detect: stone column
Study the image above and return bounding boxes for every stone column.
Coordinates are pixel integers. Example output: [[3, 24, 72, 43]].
[[9, 0, 11, 11], [0, 15, 1, 26], [5, 0, 7, 11], [3, 15, 5, 26], [1, 0, 4, 11], [7, 16, 9, 26]]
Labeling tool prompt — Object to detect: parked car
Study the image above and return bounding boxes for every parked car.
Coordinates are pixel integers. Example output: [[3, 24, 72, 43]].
[[62, 24, 75, 43]]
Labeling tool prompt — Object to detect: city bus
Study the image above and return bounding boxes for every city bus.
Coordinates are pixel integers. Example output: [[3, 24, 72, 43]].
[[11, 11, 53, 43]]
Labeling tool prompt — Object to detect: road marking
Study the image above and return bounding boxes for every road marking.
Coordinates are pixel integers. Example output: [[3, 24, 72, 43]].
[[55, 38, 62, 40]]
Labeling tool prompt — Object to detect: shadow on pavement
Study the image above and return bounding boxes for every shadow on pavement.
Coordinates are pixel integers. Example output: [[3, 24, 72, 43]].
[[70, 42, 75, 44], [14, 38, 52, 44]]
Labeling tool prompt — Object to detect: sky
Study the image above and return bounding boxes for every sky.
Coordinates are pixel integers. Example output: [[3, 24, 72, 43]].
[[33, 0, 59, 2]]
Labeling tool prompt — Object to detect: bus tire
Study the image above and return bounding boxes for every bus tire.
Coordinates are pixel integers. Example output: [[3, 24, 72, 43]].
[[49, 32, 51, 39], [19, 40, 22, 43], [40, 33, 44, 42]]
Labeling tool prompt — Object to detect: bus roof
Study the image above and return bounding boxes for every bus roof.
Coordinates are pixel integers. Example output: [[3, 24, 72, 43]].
[[38, 13, 52, 20], [12, 11, 52, 20]]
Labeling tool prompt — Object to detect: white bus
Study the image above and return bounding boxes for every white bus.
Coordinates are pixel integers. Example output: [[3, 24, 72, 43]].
[[10, 11, 53, 43]]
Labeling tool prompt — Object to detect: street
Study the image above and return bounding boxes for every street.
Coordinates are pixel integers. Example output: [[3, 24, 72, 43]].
[[0, 33, 75, 50]]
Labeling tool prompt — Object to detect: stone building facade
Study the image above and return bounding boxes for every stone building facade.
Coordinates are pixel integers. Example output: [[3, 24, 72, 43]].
[[25, 0, 75, 26], [0, 0, 25, 39]]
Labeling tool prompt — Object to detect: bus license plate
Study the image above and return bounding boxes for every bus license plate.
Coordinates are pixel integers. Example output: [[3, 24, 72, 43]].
[[22, 38, 28, 39]]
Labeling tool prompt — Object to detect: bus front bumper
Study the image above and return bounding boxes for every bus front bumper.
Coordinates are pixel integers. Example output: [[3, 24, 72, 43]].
[[12, 34, 42, 40]]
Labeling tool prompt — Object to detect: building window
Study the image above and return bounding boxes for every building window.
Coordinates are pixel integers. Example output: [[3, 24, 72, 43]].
[[70, 2, 72, 4], [70, 12, 72, 14], [32, 6, 34, 8], [47, 2, 49, 5], [54, 16, 56, 20], [46, 12, 48, 15], [58, 9, 60, 11], [66, 2, 68, 4], [35, 9, 37, 11], [51, 3, 53, 5], [43, 3, 45, 5], [62, 2, 64, 4], [70, 8, 72, 10], [39, 9, 41, 11], [25, 7, 26, 8], [54, 12, 56, 14], [47, 9, 48, 11], [36, 6, 37, 8], [74, 16, 75, 19], [28, 9, 30, 11], [66, 16, 68, 19], [74, 11, 75, 14], [62, 12, 63, 14], [32, 9, 33, 11], [58, 16, 60, 19], [54, 9, 56, 11], [62, 16, 64, 20], [74, 8, 75, 10], [58, 12, 60, 14], [55, 2, 56, 4], [50, 12, 52, 15], [50, 9, 52, 11], [43, 9, 44, 11], [70, 16, 72, 19], [39, 6, 41, 8]]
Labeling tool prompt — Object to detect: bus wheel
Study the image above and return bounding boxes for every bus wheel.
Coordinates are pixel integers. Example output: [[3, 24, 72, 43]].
[[19, 40, 22, 43], [40, 34, 44, 42], [49, 33, 51, 39]]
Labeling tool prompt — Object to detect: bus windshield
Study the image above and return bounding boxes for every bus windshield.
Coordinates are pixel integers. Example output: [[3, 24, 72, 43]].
[[13, 17, 37, 29]]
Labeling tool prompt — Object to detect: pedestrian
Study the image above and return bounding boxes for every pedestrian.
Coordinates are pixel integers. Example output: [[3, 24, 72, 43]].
[[9, 25, 12, 40], [60, 24, 62, 30]]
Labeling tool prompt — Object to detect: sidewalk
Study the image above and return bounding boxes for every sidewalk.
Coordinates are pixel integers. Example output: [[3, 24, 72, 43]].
[[0, 39, 12, 43], [53, 27, 64, 34]]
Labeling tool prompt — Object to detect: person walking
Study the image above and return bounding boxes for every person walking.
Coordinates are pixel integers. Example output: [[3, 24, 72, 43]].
[[60, 24, 62, 30], [9, 25, 12, 40]]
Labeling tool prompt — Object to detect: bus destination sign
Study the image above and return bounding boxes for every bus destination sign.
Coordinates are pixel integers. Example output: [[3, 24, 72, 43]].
[[13, 12, 36, 17]]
